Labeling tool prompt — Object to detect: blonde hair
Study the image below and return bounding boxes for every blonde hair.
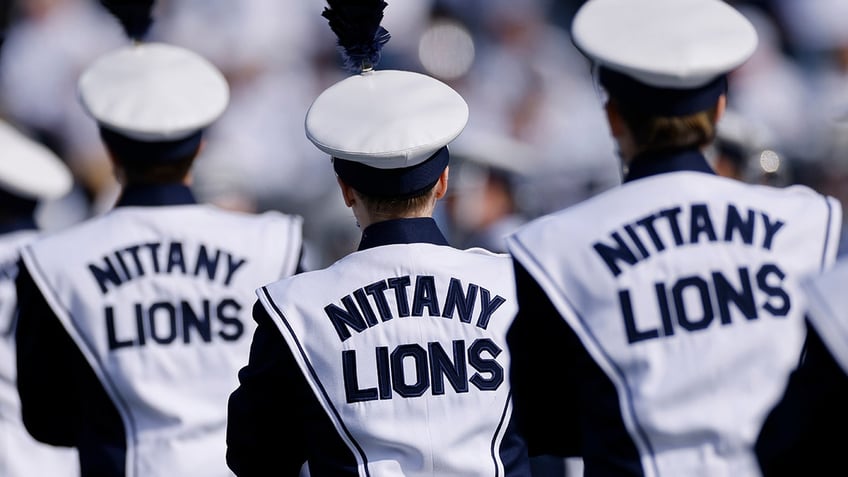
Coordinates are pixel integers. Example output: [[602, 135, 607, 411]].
[[355, 184, 438, 221], [119, 155, 195, 185], [618, 102, 720, 154]]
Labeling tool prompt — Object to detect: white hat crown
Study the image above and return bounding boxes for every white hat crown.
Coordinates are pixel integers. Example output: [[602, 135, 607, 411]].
[[572, 0, 758, 88], [305, 1, 468, 170], [78, 42, 229, 141]]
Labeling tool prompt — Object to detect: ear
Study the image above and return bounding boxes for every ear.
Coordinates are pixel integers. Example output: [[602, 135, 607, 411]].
[[336, 176, 356, 208], [434, 166, 450, 200], [604, 99, 626, 137], [102, 147, 127, 185], [715, 94, 727, 124], [184, 140, 206, 186]]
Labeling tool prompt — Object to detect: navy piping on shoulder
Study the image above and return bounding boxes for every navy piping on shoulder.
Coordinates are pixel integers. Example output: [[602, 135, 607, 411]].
[[819, 195, 835, 272], [26, 255, 138, 477], [260, 286, 371, 477], [509, 238, 659, 477], [490, 391, 513, 477]]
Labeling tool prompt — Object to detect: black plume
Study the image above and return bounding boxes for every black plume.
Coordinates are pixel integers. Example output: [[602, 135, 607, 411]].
[[322, 0, 391, 73], [99, 0, 156, 40]]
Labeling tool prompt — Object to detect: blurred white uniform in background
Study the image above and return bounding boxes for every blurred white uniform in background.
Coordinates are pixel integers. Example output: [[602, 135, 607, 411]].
[[0, 118, 78, 477], [0, 0, 124, 205]]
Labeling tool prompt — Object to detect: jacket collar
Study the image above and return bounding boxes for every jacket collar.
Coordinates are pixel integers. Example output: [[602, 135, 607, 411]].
[[358, 217, 449, 251], [624, 148, 715, 183], [0, 217, 37, 235], [115, 183, 197, 207]]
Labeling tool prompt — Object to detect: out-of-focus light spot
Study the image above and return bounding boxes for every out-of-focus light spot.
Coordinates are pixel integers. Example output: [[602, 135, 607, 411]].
[[418, 20, 475, 80], [759, 149, 780, 173]]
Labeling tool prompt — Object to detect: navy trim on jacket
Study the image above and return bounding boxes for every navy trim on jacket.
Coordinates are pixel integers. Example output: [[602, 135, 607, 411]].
[[357, 217, 449, 251], [624, 149, 715, 183], [0, 217, 37, 235], [115, 183, 196, 208]]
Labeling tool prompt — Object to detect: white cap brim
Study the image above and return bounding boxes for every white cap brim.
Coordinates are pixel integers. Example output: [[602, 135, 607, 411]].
[[0, 120, 73, 200], [450, 129, 538, 176]]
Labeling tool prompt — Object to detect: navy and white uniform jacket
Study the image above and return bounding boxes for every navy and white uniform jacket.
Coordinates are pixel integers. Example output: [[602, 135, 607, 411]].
[[15, 184, 304, 477], [227, 218, 530, 477], [1, 219, 79, 477], [756, 259, 848, 476], [505, 150, 842, 477]]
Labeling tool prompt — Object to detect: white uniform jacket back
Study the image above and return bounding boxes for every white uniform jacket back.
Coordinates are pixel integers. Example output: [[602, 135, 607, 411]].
[[1, 229, 79, 477], [258, 243, 520, 476], [21, 205, 303, 477], [507, 171, 841, 477]]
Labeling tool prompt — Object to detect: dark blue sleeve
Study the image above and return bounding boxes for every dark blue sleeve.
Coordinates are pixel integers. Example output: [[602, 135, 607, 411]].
[[226, 301, 310, 476], [14, 261, 77, 446], [507, 259, 643, 475], [227, 301, 363, 476], [15, 260, 126, 474], [756, 319, 848, 476], [507, 259, 583, 457]]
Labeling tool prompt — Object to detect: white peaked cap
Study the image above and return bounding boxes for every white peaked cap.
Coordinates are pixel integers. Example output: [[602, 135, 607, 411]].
[[305, 69, 469, 168], [0, 120, 73, 200], [450, 129, 538, 176], [572, 0, 758, 89], [78, 42, 230, 141]]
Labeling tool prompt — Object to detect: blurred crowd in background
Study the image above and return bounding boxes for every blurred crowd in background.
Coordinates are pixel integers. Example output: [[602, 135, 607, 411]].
[[2, 0, 848, 269]]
